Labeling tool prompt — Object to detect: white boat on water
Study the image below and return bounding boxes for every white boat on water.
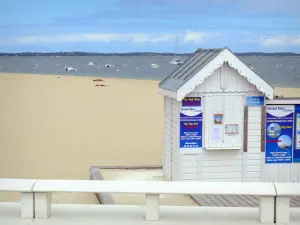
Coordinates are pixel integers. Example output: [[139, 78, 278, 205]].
[[151, 63, 159, 68], [88, 62, 94, 66], [170, 36, 184, 65], [170, 58, 183, 65], [105, 64, 111, 68], [65, 66, 76, 71], [149, 56, 159, 68]]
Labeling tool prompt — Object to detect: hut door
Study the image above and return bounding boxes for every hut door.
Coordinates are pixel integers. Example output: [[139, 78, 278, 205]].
[[200, 94, 244, 182], [203, 94, 244, 150]]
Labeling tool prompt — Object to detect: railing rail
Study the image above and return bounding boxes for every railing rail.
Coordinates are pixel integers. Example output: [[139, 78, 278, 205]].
[[0, 178, 299, 224]]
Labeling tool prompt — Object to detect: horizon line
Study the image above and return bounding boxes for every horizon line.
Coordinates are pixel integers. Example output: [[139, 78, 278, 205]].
[[1, 51, 300, 55]]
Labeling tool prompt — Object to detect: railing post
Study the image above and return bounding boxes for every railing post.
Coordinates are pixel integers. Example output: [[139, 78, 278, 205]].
[[259, 196, 275, 223], [145, 194, 159, 221], [276, 196, 290, 224], [35, 192, 52, 219], [20, 192, 34, 219]]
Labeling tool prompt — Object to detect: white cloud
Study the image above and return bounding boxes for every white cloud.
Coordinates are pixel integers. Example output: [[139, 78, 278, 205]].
[[260, 36, 300, 46], [130, 34, 176, 43], [0, 32, 217, 45], [0, 33, 175, 45], [183, 31, 219, 43]]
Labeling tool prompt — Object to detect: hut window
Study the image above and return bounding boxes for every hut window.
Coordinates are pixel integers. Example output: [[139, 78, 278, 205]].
[[203, 94, 244, 149]]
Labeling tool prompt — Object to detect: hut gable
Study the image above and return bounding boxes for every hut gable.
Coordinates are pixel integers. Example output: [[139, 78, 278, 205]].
[[193, 62, 259, 93], [159, 48, 274, 100]]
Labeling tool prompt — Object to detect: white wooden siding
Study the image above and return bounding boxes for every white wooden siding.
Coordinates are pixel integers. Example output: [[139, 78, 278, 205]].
[[244, 106, 263, 182], [203, 94, 244, 149], [194, 62, 258, 93], [261, 153, 300, 182], [200, 150, 243, 181], [171, 99, 181, 181], [180, 154, 199, 181], [163, 96, 172, 180]]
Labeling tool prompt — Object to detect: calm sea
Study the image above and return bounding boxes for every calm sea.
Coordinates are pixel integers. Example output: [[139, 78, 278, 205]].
[[0, 55, 300, 87]]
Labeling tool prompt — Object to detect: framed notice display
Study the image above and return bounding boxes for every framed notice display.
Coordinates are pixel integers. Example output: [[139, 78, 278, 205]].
[[265, 105, 294, 164], [180, 97, 202, 153]]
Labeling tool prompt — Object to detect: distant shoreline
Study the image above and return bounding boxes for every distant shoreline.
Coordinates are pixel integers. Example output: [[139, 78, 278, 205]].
[[0, 72, 162, 82], [1, 52, 300, 57]]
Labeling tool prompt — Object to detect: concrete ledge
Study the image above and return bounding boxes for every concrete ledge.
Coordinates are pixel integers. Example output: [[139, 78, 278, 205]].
[[90, 167, 114, 204], [89, 165, 163, 205], [0, 178, 36, 219], [274, 183, 300, 196], [1, 202, 300, 224], [90, 165, 163, 170], [0, 179, 37, 192], [44, 204, 263, 225], [0, 203, 32, 225], [0, 202, 272, 225]]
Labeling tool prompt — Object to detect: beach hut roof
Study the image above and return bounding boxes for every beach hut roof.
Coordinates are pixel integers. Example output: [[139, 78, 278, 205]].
[[159, 47, 274, 101]]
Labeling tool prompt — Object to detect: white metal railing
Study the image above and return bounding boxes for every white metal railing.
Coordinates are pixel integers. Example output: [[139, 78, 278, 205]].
[[0, 178, 299, 223]]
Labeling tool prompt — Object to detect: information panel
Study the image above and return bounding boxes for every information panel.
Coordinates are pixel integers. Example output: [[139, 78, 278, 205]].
[[180, 97, 202, 153], [265, 105, 294, 164], [246, 96, 265, 106]]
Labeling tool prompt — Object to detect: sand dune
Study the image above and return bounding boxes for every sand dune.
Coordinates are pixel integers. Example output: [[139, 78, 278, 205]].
[[0, 73, 299, 204]]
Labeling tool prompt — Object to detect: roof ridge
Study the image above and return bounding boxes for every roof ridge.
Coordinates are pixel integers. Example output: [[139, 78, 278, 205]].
[[196, 48, 225, 52]]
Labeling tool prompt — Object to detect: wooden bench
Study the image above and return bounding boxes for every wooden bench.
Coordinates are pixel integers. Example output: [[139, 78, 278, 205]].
[[274, 183, 300, 224], [32, 180, 276, 223], [0, 178, 36, 219]]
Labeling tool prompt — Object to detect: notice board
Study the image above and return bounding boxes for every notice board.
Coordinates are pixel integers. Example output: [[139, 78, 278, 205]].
[[265, 105, 294, 164], [180, 97, 202, 153]]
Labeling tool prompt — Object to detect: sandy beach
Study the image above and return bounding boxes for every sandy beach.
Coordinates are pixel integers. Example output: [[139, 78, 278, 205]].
[[0, 73, 163, 204], [0, 72, 299, 204]]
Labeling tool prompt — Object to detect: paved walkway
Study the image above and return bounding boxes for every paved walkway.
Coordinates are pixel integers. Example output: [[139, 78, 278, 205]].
[[1, 202, 300, 225], [192, 195, 300, 207], [91, 167, 300, 208], [91, 167, 198, 206]]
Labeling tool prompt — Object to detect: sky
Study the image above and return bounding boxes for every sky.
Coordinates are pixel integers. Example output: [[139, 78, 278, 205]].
[[0, 0, 300, 53]]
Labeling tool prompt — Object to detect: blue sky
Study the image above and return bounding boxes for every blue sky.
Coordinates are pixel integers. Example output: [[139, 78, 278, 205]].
[[0, 0, 299, 53]]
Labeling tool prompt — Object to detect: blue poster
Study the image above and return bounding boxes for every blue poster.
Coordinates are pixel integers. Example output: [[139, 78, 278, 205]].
[[293, 105, 300, 163], [180, 97, 202, 152], [266, 105, 294, 164], [246, 96, 265, 106]]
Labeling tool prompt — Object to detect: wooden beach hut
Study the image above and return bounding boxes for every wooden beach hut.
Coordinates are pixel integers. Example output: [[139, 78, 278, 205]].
[[159, 47, 298, 182]]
